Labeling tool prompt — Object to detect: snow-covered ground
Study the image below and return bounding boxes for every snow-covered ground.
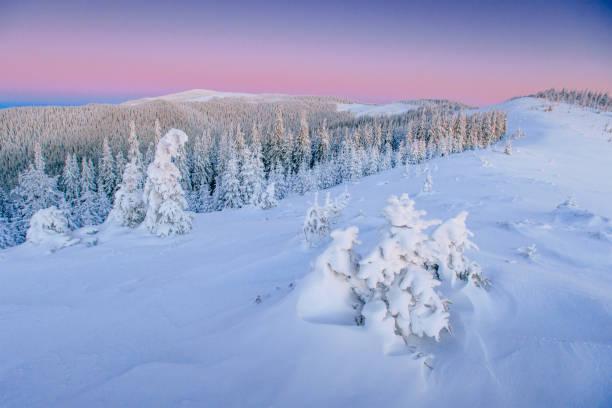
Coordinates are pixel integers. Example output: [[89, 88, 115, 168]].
[[336, 101, 418, 117], [1, 97, 611, 407]]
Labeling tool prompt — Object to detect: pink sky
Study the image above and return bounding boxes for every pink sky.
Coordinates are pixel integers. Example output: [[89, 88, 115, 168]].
[[1, 0, 611, 106]]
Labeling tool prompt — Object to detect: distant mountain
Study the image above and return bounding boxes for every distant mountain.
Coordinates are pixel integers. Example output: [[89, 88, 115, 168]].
[[122, 89, 354, 105]]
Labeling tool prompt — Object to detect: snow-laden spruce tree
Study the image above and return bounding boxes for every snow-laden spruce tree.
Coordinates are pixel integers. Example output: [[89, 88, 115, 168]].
[[259, 182, 277, 209], [303, 192, 330, 247], [109, 124, 146, 227], [143, 129, 192, 236], [430, 211, 487, 287], [358, 194, 450, 341], [99, 137, 116, 200], [297, 226, 368, 324], [216, 145, 244, 209], [0, 216, 15, 249], [10, 143, 66, 241], [0, 186, 15, 248], [504, 139, 512, 155], [324, 190, 349, 225], [60, 153, 81, 227], [26, 206, 78, 250], [78, 158, 103, 226]]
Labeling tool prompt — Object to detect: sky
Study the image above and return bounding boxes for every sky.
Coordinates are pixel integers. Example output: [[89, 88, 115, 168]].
[[1, 0, 611, 107]]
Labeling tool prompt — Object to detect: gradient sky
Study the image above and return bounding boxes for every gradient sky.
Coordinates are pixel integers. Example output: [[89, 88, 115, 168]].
[[1, 0, 611, 106]]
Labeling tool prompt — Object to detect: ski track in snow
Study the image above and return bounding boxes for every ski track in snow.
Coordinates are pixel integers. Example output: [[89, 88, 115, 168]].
[[1, 97, 611, 407]]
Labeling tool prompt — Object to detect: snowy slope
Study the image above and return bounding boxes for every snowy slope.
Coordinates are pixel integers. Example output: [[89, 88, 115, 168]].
[[124, 89, 424, 117], [336, 102, 418, 117], [1, 97, 611, 407]]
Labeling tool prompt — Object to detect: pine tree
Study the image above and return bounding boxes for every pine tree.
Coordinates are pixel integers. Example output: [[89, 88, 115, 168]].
[[192, 129, 214, 211], [314, 119, 330, 163], [259, 182, 277, 209], [143, 129, 192, 236], [303, 192, 330, 246], [358, 194, 449, 341], [144, 119, 160, 169], [216, 143, 243, 209], [109, 125, 146, 227], [60, 153, 81, 227], [0, 186, 15, 248], [10, 143, 65, 241], [79, 158, 103, 226], [293, 112, 311, 172], [115, 151, 127, 186], [266, 108, 285, 173], [99, 137, 116, 200]]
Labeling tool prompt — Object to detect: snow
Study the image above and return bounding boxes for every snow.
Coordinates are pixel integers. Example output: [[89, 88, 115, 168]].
[[337, 102, 418, 117], [1, 97, 611, 406]]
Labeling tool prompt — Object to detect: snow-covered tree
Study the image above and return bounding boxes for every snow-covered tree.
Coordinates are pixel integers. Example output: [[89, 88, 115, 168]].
[[10, 143, 65, 241], [216, 144, 243, 209], [259, 182, 277, 209], [79, 158, 103, 226], [192, 128, 214, 210], [323, 190, 349, 225], [26, 206, 78, 251], [297, 226, 367, 324], [430, 211, 487, 286], [292, 112, 311, 172], [115, 151, 127, 186], [294, 161, 315, 195], [0, 187, 15, 248], [109, 127, 145, 227], [99, 137, 116, 200], [303, 192, 331, 247], [358, 194, 450, 341], [504, 139, 512, 155], [143, 129, 192, 236], [60, 153, 80, 226]]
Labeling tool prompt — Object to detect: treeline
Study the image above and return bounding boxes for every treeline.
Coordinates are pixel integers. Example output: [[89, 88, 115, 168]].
[[535, 88, 611, 111], [0, 96, 349, 189], [0, 99, 506, 249]]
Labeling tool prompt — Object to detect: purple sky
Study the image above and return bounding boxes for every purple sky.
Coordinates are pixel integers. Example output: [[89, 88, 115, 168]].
[[1, 0, 611, 106]]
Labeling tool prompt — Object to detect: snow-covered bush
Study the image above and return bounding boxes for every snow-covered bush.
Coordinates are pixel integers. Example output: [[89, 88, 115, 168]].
[[303, 190, 350, 246], [431, 211, 488, 287], [297, 227, 367, 324], [300, 194, 487, 350], [504, 139, 512, 155], [143, 129, 193, 236], [303, 192, 330, 247], [323, 190, 349, 224], [358, 194, 449, 341], [26, 206, 79, 250]]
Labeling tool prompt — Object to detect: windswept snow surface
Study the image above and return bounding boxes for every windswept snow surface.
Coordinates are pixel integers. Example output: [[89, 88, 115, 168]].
[[336, 102, 418, 117], [1, 97, 611, 407]]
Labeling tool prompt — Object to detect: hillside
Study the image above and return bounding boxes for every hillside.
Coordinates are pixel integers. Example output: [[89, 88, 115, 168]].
[[0, 97, 611, 407]]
